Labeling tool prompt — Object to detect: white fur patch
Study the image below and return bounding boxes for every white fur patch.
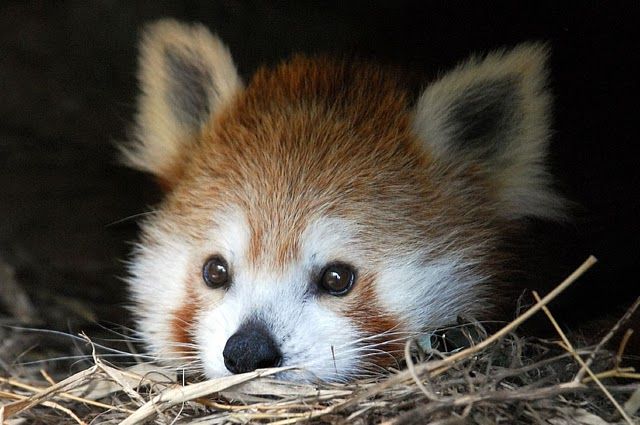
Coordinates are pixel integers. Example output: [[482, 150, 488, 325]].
[[203, 207, 252, 268], [376, 253, 488, 332], [196, 270, 362, 381], [131, 205, 492, 381], [196, 215, 366, 381], [299, 216, 365, 267], [130, 200, 493, 382], [128, 221, 193, 361], [131, 210, 367, 381]]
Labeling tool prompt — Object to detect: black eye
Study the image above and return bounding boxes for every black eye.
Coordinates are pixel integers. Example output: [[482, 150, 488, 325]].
[[203, 255, 230, 289], [319, 263, 356, 296]]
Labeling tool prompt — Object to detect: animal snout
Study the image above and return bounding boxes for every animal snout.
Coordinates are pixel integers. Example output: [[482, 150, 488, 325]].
[[223, 320, 282, 374]]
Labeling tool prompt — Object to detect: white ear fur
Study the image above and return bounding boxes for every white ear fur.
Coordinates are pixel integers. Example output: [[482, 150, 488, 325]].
[[413, 43, 564, 220], [122, 19, 242, 182]]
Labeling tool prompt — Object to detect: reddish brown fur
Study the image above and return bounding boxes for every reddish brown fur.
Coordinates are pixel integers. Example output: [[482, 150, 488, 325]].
[[170, 280, 199, 351], [344, 274, 399, 332], [163, 56, 510, 348], [343, 273, 403, 366]]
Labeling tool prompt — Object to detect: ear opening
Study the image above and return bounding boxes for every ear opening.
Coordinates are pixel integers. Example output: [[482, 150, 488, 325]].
[[121, 19, 243, 187], [413, 43, 565, 220]]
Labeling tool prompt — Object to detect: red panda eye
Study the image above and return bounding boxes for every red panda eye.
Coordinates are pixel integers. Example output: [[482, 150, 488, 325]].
[[319, 263, 356, 296], [203, 255, 230, 289]]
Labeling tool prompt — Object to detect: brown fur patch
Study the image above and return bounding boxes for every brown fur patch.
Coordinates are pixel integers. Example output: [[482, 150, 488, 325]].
[[344, 273, 403, 367], [170, 283, 199, 353]]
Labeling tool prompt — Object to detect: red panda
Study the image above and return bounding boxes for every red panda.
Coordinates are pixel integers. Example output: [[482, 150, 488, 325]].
[[122, 19, 564, 382]]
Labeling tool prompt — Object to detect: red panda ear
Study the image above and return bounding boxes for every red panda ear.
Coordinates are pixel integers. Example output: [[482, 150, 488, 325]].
[[121, 19, 242, 188], [413, 43, 564, 220]]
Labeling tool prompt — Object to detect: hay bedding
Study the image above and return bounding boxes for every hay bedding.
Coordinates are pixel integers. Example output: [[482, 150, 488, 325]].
[[1, 256, 639, 424]]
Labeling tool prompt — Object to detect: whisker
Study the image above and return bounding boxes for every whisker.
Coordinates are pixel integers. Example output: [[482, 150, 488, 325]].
[[4, 326, 157, 358], [105, 210, 158, 227]]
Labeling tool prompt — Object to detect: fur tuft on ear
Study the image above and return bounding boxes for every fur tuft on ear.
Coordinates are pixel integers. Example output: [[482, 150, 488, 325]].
[[121, 19, 242, 187], [413, 43, 564, 220]]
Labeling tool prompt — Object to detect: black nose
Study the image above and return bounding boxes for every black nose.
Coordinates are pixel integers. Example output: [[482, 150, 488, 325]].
[[223, 321, 282, 374]]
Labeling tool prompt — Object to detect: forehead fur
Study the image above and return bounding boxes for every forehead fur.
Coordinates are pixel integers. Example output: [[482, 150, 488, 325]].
[[162, 56, 497, 267], [202, 55, 426, 198]]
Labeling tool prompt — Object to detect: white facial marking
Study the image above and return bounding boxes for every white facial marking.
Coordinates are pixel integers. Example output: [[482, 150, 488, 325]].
[[128, 221, 193, 361], [195, 215, 366, 381], [376, 252, 488, 332], [132, 208, 488, 382], [205, 207, 251, 267], [299, 216, 364, 266]]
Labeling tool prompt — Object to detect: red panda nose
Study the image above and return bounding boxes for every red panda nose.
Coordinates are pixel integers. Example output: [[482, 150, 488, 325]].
[[223, 320, 282, 374]]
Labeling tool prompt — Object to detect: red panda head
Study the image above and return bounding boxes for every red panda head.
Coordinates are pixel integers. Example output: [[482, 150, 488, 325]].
[[123, 19, 563, 381]]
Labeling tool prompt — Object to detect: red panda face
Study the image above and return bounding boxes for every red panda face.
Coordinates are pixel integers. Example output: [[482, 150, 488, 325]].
[[124, 20, 563, 381]]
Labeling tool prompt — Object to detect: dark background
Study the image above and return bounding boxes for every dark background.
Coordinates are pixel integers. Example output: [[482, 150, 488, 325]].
[[1, 2, 638, 335]]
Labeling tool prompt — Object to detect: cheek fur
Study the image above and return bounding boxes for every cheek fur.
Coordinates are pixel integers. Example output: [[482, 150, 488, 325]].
[[170, 277, 203, 354], [343, 273, 404, 366]]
